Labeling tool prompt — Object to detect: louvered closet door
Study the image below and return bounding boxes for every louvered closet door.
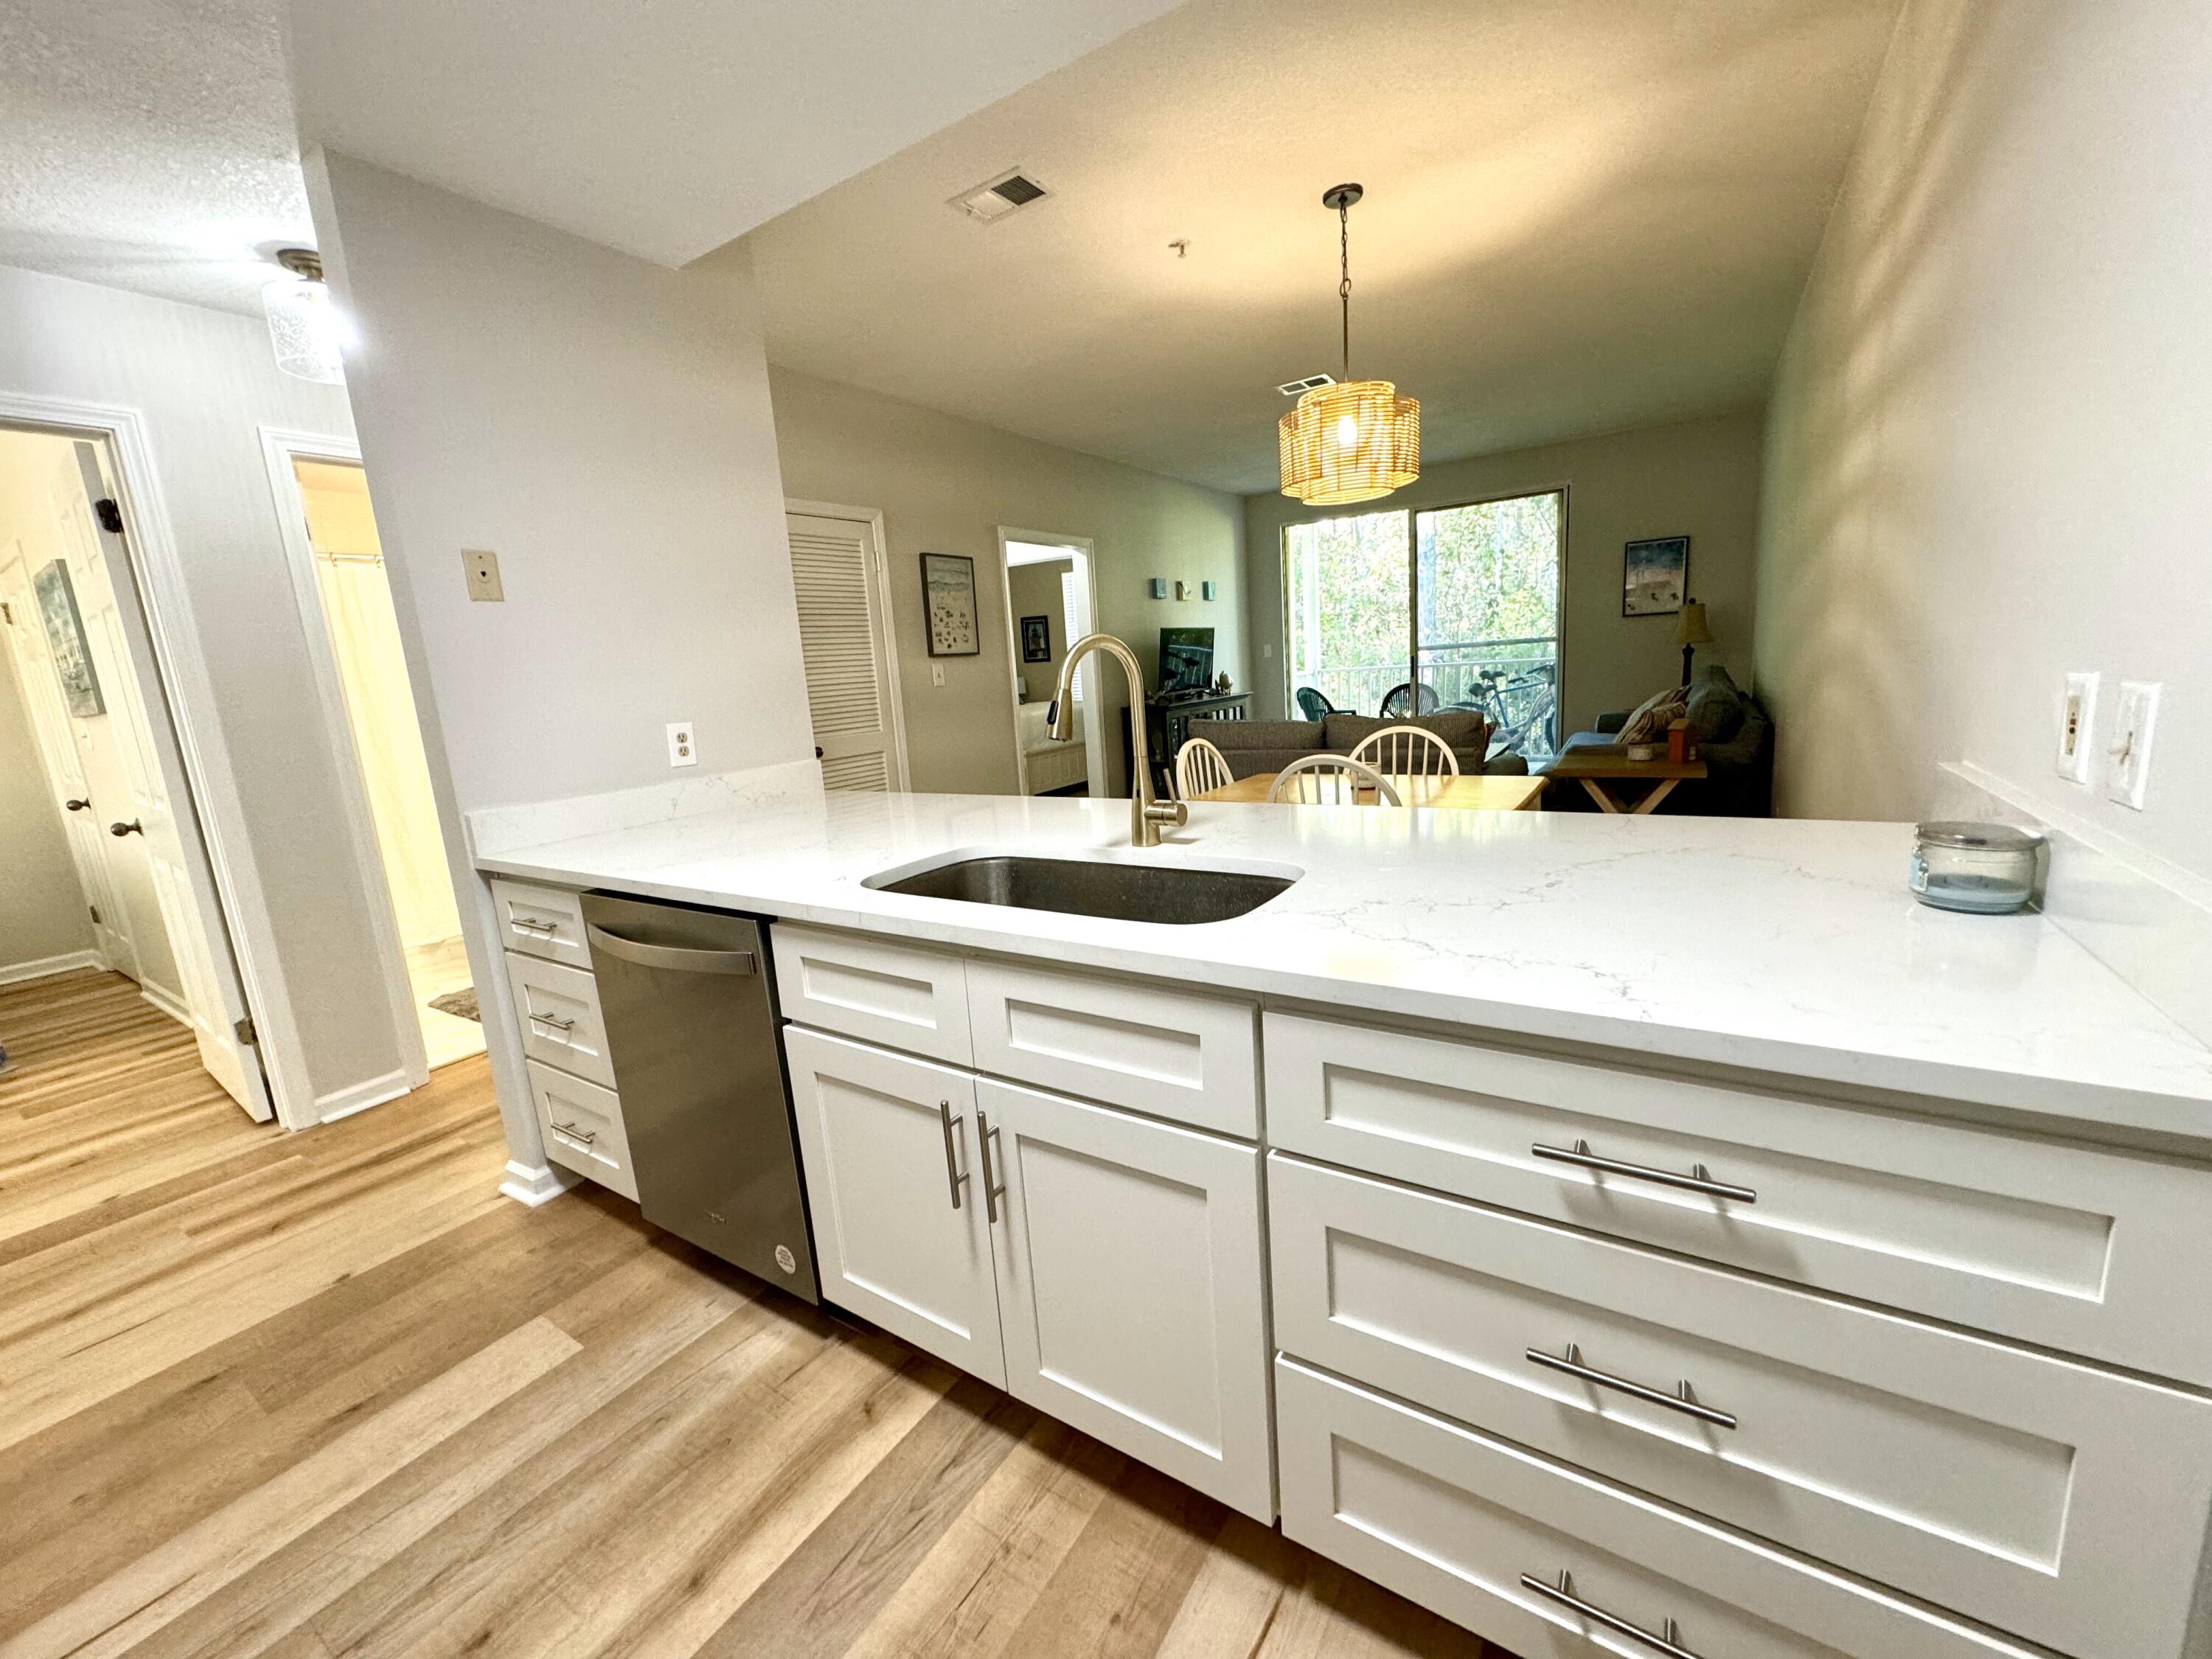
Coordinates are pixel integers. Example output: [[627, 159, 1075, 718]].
[[787, 512, 905, 791]]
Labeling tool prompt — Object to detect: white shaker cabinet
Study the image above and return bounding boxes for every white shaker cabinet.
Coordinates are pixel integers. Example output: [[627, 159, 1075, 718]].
[[785, 1026, 1006, 1387], [978, 1077, 1274, 1521]]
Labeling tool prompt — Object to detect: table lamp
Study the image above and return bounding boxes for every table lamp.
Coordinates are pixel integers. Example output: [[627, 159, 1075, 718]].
[[1672, 600, 1714, 685]]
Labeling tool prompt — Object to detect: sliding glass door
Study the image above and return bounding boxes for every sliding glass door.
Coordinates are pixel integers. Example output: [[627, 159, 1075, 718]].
[[1283, 490, 1564, 757]]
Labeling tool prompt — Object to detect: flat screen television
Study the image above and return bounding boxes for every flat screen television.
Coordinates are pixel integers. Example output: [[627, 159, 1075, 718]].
[[1158, 627, 1215, 697]]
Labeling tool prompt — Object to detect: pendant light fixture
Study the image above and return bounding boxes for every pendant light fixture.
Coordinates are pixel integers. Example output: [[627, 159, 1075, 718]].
[[263, 248, 347, 385], [1278, 184, 1419, 504]]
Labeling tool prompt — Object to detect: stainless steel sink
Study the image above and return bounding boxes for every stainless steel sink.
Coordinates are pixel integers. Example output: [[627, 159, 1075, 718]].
[[865, 852, 1298, 925]]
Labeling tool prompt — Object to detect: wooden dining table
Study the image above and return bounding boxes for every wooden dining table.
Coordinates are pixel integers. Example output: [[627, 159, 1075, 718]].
[[1192, 771, 1548, 811]]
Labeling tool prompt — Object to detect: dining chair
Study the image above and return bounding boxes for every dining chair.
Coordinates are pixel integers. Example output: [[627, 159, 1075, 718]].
[[1174, 736, 1235, 800], [1349, 723, 1461, 779], [1267, 754, 1403, 806]]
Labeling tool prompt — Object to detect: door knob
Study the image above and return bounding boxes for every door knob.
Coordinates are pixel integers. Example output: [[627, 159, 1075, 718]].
[[110, 819, 144, 837], [66, 798, 90, 811]]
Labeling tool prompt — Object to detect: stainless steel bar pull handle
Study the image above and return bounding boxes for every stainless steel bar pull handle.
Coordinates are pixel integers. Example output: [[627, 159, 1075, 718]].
[[1520, 1571, 1701, 1659], [976, 1110, 1004, 1224], [585, 922, 757, 976], [1531, 1138, 1756, 1203], [529, 1011, 577, 1032], [937, 1097, 968, 1211], [551, 1119, 596, 1147], [1527, 1343, 1737, 1429], [513, 916, 560, 934]]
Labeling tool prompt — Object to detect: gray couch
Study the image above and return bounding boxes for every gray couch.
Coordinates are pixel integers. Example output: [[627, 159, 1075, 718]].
[[1548, 664, 1773, 815], [1186, 710, 1531, 781]]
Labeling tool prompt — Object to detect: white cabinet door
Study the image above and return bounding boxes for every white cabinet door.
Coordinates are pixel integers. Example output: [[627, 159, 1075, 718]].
[[978, 1076, 1273, 1520], [785, 1026, 1004, 1386]]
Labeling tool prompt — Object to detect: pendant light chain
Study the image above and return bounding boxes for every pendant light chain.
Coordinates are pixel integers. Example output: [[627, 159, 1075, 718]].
[[1338, 198, 1353, 383]]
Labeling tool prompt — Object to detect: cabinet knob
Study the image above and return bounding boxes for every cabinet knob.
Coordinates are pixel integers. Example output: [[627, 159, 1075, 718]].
[[110, 819, 144, 838], [66, 798, 90, 812]]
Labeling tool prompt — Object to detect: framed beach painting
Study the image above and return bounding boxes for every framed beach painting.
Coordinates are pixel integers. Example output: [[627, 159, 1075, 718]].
[[921, 552, 981, 656], [1621, 535, 1689, 617], [34, 559, 105, 717]]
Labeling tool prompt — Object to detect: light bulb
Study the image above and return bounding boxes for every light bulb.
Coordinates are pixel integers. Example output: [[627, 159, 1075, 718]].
[[1335, 414, 1360, 448]]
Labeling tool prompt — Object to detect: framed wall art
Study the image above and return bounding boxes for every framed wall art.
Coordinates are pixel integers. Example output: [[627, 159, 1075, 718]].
[[1020, 613, 1051, 663], [1621, 535, 1690, 617], [33, 559, 105, 717], [921, 552, 981, 656]]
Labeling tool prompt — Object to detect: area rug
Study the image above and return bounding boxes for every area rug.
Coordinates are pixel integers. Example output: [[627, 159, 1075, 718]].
[[428, 987, 481, 1023]]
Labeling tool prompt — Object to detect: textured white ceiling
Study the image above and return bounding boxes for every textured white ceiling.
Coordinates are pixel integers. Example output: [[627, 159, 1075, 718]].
[[286, 0, 1192, 267], [0, 0, 312, 314], [745, 0, 1904, 493]]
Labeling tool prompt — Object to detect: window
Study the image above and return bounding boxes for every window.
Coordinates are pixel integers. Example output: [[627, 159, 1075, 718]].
[[1282, 490, 1563, 757]]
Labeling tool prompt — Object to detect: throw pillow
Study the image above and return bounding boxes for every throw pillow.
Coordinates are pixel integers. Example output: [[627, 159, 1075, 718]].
[[1684, 668, 1746, 745], [1619, 686, 1688, 745]]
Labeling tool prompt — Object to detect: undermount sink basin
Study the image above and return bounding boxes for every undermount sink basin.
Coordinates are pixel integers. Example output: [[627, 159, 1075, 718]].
[[864, 850, 1299, 925]]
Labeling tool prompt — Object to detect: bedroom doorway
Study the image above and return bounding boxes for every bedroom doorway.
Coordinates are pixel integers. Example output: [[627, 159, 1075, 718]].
[[998, 529, 1102, 799], [264, 435, 482, 1080]]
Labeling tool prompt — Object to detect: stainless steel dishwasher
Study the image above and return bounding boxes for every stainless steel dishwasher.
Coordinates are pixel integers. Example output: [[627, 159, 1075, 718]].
[[580, 892, 818, 1302]]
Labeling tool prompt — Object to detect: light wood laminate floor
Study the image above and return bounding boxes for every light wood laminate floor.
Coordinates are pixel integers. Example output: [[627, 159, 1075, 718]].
[[0, 969, 1494, 1658]]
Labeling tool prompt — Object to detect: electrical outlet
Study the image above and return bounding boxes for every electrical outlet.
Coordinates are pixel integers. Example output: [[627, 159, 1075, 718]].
[[666, 720, 698, 768], [2105, 681, 2160, 809], [2057, 672, 2098, 782], [462, 549, 504, 602], [931, 662, 946, 687]]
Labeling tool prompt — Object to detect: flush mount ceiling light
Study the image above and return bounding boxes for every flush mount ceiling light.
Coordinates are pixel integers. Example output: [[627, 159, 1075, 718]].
[[263, 248, 346, 384], [1278, 184, 1419, 505]]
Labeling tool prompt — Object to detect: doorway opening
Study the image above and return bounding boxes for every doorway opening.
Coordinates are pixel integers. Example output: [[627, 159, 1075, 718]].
[[265, 439, 481, 1077], [0, 423, 272, 1119], [998, 529, 1102, 798]]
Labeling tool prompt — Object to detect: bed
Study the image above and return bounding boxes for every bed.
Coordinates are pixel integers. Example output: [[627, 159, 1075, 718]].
[[1016, 700, 1090, 794]]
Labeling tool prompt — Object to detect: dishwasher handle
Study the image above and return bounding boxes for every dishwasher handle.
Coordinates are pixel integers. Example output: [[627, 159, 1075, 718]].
[[585, 922, 757, 977]]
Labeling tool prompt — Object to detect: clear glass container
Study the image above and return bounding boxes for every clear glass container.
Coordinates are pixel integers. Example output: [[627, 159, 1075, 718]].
[[1910, 821, 2043, 914]]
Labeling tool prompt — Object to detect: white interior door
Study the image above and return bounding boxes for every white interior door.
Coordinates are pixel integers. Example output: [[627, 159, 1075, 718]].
[[58, 442, 270, 1118], [786, 510, 906, 791], [1, 540, 131, 971]]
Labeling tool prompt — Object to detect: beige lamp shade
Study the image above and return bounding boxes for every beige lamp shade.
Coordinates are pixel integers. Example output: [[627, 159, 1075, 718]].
[[1671, 600, 1714, 648], [1279, 378, 1421, 505]]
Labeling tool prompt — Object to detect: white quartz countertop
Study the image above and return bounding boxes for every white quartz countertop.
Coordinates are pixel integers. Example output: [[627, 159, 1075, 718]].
[[477, 790, 2212, 1141]]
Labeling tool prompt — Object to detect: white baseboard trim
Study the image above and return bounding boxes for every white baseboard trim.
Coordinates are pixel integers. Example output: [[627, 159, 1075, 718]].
[[139, 980, 193, 1027], [499, 1160, 580, 1207], [0, 950, 103, 987], [318, 1068, 414, 1123]]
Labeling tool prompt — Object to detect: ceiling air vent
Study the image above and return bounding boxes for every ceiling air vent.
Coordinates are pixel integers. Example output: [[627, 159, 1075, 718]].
[[951, 169, 1050, 223], [1278, 373, 1336, 397]]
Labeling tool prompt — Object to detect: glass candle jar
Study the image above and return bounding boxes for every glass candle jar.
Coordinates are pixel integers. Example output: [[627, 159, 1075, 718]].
[[1910, 822, 2043, 914]]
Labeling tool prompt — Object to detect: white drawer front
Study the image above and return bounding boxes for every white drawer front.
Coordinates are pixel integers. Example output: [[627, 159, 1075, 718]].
[[772, 925, 971, 1065], [503, 953, 615, 1088], [1265, 1011, 2212, 1384], [967, 960, 1257, 1138], [526, 1060, 636, 1201], [489, 877, 591, 968], [1278, 1359, 2041, 1659], [1270, 1155, 2212, 1659]]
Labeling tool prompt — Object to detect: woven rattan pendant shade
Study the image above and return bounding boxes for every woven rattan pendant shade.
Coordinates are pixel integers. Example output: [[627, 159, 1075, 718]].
[[1279, 379, 1419, 505], [1279, 184, 1419, 504]]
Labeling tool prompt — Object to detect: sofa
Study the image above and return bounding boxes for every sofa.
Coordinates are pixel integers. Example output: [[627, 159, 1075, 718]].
[[1185, 709, 1532, 782], [1547, 664, 1773, 815]]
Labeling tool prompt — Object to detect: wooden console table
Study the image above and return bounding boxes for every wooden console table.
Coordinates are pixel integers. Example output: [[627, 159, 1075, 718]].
[[1127, 692, 1251, 799]]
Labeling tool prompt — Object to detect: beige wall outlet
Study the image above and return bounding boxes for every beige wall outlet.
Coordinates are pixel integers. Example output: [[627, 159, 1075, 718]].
[[463, 548, 504, 602]]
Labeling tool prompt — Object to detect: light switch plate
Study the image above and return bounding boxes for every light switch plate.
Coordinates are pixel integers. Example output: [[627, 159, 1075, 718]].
[[462, 548, 504, 602], [666, 720, 698, 768], [931, 663, 945, 686], [2057, 672, 2098, 782], [2105, 681, 2160, 809]]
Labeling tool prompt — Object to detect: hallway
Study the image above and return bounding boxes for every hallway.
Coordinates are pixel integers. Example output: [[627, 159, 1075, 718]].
[[0, 970, 1482, 1658]]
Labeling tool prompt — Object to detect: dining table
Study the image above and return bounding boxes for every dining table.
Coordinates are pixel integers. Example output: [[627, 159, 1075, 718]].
[[1191, 771, 1548, 811]]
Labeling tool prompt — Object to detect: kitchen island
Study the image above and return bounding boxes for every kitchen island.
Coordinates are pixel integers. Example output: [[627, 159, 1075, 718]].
[[475, 780, 2212, 1659]]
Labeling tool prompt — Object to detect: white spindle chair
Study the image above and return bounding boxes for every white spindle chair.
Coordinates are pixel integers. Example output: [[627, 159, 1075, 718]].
[[1174, 737, 1234, 800], [1267, 754, 1403, 806], [1348, 723, 1461, 780]]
